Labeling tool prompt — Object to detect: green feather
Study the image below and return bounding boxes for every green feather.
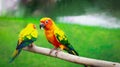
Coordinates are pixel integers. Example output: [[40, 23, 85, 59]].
[[55, 30, 79, 56]]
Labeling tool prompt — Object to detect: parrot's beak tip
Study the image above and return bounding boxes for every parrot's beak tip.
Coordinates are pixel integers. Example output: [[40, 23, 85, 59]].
[[39, 23, 45, 29]]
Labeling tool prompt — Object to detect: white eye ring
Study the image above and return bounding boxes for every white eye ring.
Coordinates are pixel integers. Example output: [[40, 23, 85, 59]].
[[45, 20, 48, 24]]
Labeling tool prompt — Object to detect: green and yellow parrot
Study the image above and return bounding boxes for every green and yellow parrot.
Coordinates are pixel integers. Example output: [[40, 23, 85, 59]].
[[39, 17, 79, 56], [9, 23, 38, 63]]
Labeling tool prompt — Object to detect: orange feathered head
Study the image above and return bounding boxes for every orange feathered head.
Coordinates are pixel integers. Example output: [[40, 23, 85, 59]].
[[40, 17, 54, 30]]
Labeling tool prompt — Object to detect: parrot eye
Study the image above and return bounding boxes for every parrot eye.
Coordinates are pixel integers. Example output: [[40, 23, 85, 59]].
[[45, 20, 48, 24], [33, 25, 36, 29]]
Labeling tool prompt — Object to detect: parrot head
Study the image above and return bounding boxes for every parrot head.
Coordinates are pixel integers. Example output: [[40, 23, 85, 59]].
[[40, 17, 54, 30], [26, 23, 36, 29]]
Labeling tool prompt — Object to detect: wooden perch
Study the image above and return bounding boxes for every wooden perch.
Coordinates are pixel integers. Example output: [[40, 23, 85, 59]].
[[23, 44, 120, 67]]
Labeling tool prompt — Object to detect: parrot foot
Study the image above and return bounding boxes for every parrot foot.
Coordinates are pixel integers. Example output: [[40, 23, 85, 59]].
[[28, 43, 34, 48], [55, 49, 61, 57], [49, 47, 57, 55]]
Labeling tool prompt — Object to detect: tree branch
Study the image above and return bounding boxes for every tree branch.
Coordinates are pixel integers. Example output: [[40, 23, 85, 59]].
[[23, 44, 120, 67]]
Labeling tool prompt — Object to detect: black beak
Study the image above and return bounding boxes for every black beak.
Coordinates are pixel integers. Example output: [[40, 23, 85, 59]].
[[40, 23, 45, 29]]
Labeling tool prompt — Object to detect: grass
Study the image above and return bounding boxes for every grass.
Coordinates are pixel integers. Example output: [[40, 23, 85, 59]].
[[0, 17, 120, 67]]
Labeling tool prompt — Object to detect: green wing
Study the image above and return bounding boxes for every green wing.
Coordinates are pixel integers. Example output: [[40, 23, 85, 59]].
[[17, 35, 37, 49], [9, 35, 37, 63], [54, 28, 79, 56], [54, 29, 70, 46]]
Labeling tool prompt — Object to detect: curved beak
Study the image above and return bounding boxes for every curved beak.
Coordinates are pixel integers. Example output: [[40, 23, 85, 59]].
[[40, 23, 45, 29]]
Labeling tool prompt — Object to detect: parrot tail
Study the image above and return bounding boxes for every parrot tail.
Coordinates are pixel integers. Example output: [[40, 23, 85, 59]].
[[67, 49, 79, 56], [65, 44, 79, 56], [9, 49, 22, 63]]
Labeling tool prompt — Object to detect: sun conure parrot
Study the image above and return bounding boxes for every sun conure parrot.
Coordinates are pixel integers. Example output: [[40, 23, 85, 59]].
[[39, 17, 79, 56], [9, 23, 38, 63]]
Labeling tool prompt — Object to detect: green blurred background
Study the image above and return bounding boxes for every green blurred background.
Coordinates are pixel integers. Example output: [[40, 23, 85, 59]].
[[0, 0, 120, 67]]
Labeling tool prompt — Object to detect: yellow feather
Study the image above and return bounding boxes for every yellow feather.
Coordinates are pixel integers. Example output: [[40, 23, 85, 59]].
[[12, 50, 18, 57], [59, 45, 65, 50], [71, 51, 76, 55], [19, 23, 38, 41]]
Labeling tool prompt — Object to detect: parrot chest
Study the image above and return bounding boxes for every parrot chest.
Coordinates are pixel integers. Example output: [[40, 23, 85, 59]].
[[45, 30, 60, 47]]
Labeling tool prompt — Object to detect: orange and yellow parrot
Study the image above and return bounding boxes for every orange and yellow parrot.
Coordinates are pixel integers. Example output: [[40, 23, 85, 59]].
[[39, 17, 79, 56], [9, 23, 38, 63]]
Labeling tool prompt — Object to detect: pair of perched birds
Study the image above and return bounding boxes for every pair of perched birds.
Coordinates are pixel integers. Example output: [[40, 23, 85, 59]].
[[9, 17, 79, 63]]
